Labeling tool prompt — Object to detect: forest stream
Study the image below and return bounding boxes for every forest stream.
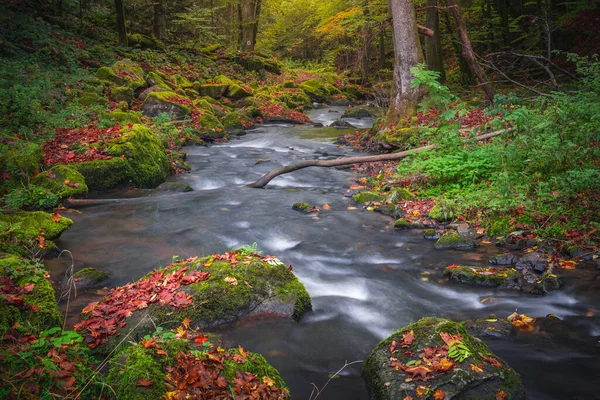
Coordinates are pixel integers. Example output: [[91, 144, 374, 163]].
[[46, 107, 600, 400]]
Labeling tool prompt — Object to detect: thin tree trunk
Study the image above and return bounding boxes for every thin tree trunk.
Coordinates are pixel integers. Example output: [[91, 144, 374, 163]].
[[153, 0, 167, 40], [443, 11, 473, 86], [361, 0, 372, 83], [53, 0, 63, 17], [446, 0, 494, 102], [378, 30, 386, 70], [240, 0, 261, 52], [425, 0, 446, 82], [248, 129, 509, 188], [387, 0, 425, 123], [115, 0, 128, 46]]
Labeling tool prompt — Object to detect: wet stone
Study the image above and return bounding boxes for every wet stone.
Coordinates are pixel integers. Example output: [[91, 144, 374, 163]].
[[516, 252, 548, 273], [489, 253, 519, 265]]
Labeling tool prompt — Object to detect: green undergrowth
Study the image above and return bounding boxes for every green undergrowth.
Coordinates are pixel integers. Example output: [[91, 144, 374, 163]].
[[394, 59, 600, 247]]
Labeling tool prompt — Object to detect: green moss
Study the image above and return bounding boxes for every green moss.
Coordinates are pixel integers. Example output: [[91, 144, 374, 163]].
[[227, 84, 253, 100], [377, 127, 420, 150], [145, 71, 172, 91], [385, 188, 415, 204], [394, 218, 411, 229], [107, 346, 167, 400], [95, 66, 121, 84], [74, 267, 109, 282], [141, 91, 192, 119], [282, 80, 296, 88], [0, 142, 42, 191], [193, 98, 214, 111], [171, 74, 193, 89], [0, 254, 62, 331], [128, 33, 162, 49], [429, 202, 457, 222], [103, 110, 142, 124], [435, 230, 477, 250], [195, 83, 228, 99], [110, 86, 134, 102], [71, 158, 130, 191], [105, 124, 169, 188], [488, 216, 514, 237], [221, 111, 243, 130], [0, 211, 72, 241], [292, 202, 313, 213], [352, 191, 383, 204], [79, 92, 108, 106], [299, 79, 329, 102], [112, 59, 146, 90], [223, 348, 288, 391], [193, 112, 225, 138], [31, 165, 88, 198], [342, 107, 373, 118]]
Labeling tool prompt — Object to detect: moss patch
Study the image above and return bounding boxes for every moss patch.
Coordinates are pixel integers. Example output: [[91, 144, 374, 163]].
[[0, 254, 62, 331], [444, 265, 521, 289], [429, 202, 457, 222], [352, 191, 383, 204], [299, 79, 329, 102], [31, 165, 88, 198], [385, 188, 415, 204], [140, 91, 192, 119], [71, 157, 130, 191], [1, 142, 43, 191], [435, 230, 477, 250]]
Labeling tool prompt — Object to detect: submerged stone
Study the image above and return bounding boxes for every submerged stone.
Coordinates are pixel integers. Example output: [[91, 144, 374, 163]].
[[73, 267, 109, 289], [157, 182, 193, 193], [292, 202, 316, 214], [444, 265, 521, 290], [489, 253, 519, 265], [363, 317, 526, 400], [342, 107, 374, 119], [329, 119, 356, 128], [352, 191, 383, 204]]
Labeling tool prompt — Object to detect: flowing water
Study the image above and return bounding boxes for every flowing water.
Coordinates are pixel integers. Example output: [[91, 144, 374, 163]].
[[47, 106, 600, 399]]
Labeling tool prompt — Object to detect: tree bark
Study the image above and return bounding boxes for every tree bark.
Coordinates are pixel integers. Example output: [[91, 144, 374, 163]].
[[387, 0, 425, 124], [153, 0, 167, 40], [248, 129, 509, 188], [115, 0, 128, 46], [446, 0, 494, 102], [378, 30, 386, 70], [360, 0, 372, 83], [239, 0, 262, 52], [425, 0, 446, 82]]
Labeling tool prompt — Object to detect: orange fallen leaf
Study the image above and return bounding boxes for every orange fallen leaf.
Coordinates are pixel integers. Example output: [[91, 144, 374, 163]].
[[433, 389, 446, 400], [52, 212, 61, 222], [470, 363, 484, 373], [137, 379, 154, 387], [322, 204, 331, 209], [415, 385, 429, 397], [496, 390, 507, 400]]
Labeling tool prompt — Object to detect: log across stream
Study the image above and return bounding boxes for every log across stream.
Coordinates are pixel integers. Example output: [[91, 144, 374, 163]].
[[47, 106, 600, 400]]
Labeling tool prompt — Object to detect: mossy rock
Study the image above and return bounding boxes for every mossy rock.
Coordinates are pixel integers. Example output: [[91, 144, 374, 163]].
[[221, 111, 243, 131], [171, 74, 194, 89], [376, 127, 421, 150], [105, 124, 170, 188], [429, 202, 457, 222], [196, 83, 229, 100], [393, 218, 424, 229], [424, 228, 440, 240], [111, 59, 146, 90], [0, 211, 72, 241], [231, 53, 283, 74], [31, 165, 88, 198], [0, 254, 62, 331], [145, 71, 173, 91], [73, 267, 109, 288], [102, 110, 142, 124], [282, 80, 296, 89], [329, 119, 356, 128], [128, 33, 162, 49], [192, 112, 225, 138], [0, 142, 42, 191], [435, 230, 478, 250], [79, 92, 108, 106], [107, 337, 289, 400], [82, 252, 311, 355], [95, 66, 122, 85], [444, 265, 521, 289], [385, 188, 415, 204], [71, 158, 130, 191], [109, 86, 134, 103], [299, 79, 330, 102], [352, 191, 383, 204], [342, 107, 374, 119], [363, 317, 526, 400], [140, 91, 192, 119], [276, 89, 312, 109], [227, 84, 253, 100]]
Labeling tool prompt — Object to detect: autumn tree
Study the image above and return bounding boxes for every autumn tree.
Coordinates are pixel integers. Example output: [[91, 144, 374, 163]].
[[387, 0, 424, 123]]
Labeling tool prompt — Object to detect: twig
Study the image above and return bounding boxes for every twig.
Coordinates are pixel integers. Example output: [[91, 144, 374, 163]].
[[58, 250, 76, 332], [308, 360, 364, 400]]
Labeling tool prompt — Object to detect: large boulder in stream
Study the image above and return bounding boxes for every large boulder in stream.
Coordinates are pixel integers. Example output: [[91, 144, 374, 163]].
[[75, 249, 311, 355], [106, 332, 290, 399], [363, 317, 526, 400]]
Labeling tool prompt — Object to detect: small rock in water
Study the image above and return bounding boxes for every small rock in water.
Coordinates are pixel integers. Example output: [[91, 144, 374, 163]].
[[489, 253, 519, 265], [516, 252, 548, 273]]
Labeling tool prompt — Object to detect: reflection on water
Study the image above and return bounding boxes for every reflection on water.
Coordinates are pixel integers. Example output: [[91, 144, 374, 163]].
[[47, 107, 600, 400]]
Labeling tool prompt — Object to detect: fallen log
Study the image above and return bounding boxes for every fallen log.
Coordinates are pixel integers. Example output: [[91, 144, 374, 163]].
[[247, 129, 509, 188], [64, 197, 142, 208]]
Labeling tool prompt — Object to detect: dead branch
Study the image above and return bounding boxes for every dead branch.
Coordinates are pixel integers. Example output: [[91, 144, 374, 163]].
[[248, 129, 510, 188]]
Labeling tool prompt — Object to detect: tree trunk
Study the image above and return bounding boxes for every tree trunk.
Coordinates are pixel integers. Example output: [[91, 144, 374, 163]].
[[248, 129, 509, 188], [443, 11, 473, 86], [387, 0, 425, 124], [239, 0, 262, 52], [53, 0, 63, 17], [425, 0, 446, 82], [378, 30, 386, 70], [361, 0, 372, 83], [115, 0, 128, 46], [153, 0, 167, 40], [446, 0, 494, 102]]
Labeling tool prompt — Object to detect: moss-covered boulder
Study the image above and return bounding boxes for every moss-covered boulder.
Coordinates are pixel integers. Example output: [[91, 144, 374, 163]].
[[75, 250, 311, 355], [102, 110, 142, 124], [128, 33, 162, 49], [435, 230, 477, 250], [0, 211, 72, 244], [299, 79, 329, 102], [140, 91, 192, 119], [145, 71, 172, 91], [78, 92, 108, 106], [444, 265, 521, 289], [329, 119, 356, 128], [107, 334, 289, 400], [109, 86, 134, 103], [71, 158, 130, 191], [105, 124, 170, 188], [385, 188, 415, 204], [0, 254, 62, 331], [352, 191, 383, 204], [31, 165, 88, 198], [221, 111, 244, 132], [424, 228, 440, 240], [363, 317, 526, 400], [214, 76, 253, 100], [195, 83, 229, 99], [111, 59, 146, 90], [393, 218, 425, 230]]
